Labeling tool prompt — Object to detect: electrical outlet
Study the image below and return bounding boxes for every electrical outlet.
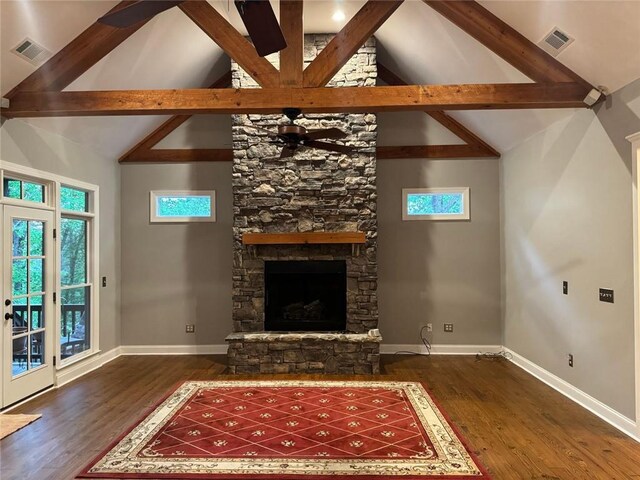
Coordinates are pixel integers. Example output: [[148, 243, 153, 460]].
[[426, 323, 433, 333], [568, 353, 574, 367], [562, 281, 568, 295], [444, 323, 453, 333], [185, 324, 196, 333]]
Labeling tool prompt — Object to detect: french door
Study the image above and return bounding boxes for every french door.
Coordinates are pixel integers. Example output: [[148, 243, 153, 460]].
[[2, 205, 55, 407]]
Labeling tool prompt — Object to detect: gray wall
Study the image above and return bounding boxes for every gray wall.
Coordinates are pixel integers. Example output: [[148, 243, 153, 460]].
[[0, 119, 121, 352], [501, 78, 640, 420], [377, 158, 502, 345], [120, 163, 233, 345], [119, 156, 501, 347]]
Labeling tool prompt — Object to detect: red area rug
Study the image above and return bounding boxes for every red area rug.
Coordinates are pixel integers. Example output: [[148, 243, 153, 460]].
[[78, 381, 491, 479]]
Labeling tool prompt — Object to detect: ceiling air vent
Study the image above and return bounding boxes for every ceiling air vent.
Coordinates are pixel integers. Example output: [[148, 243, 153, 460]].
[[11, 37, 51, 66], [538, 27, 574, 57]]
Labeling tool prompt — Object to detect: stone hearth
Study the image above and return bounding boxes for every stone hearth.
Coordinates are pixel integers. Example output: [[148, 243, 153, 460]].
[[226, 333, 382, 374], [226, 35, 379, 374]]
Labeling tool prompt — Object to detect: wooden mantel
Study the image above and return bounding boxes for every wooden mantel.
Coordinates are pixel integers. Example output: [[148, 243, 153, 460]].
[[242, 232, 366, 245]]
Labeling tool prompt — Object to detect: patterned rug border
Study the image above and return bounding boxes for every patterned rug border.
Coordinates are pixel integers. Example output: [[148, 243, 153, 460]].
[[77, 380, 492, 480]]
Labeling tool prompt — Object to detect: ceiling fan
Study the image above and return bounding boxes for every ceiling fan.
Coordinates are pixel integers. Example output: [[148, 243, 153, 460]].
[[244, 108, 355, 159], [97, 0, 287, 57]]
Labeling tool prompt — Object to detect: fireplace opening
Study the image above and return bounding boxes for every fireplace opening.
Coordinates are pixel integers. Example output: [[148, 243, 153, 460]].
[[265, 260, 347, 332]]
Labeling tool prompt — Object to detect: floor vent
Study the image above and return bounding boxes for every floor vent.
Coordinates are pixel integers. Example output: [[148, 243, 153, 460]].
[[538, 27, 574, 57], [11, 37, 51, 65]]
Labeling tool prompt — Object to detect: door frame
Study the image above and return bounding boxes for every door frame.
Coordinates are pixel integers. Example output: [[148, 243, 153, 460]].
[[628, 130, 640, 438], [2, 204, 56, 406], [0, 160, 100, 408]]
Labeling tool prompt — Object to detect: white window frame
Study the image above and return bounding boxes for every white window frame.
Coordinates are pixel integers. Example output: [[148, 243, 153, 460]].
[[627, 131, 640, 440], [150, 190, 216, 223], [0, 170, 53, 210], [58, 184, 97, 367], [0, 160, 100, 371], [402, 187, 470, 221]]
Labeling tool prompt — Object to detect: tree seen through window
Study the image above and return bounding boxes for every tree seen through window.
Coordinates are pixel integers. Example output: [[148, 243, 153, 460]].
[[157, 195, 211, 217], [407, 193, 464, 216]]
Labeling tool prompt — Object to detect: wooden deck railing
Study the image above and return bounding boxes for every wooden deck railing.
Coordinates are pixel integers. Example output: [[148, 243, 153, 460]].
[[12, 304, 89, 359]]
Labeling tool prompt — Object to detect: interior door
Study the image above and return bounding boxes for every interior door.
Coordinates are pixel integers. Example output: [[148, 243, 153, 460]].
[[2, 205, 55, 408]]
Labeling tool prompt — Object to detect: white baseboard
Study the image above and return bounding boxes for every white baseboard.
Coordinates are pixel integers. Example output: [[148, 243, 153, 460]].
[[120, 344, 228, 355], [380, 344, 503, 355], [56, 346, 122, 388], [119, 344, 502, 356], [505, 348, 639, 442]]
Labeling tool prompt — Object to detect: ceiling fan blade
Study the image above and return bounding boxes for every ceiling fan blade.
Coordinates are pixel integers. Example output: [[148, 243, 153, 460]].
[[303, 128, 348, 141], [98, 1, 183, 28], [280, 146, 295, 159], [234, 0, 287, 57], [305, 141, 354, 155]]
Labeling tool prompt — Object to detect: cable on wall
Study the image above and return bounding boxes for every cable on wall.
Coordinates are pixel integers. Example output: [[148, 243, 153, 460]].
[[394, 326, 432, 356]]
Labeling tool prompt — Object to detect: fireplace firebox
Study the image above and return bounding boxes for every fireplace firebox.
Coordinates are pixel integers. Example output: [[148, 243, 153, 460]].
[[265, 260, 347, 332]]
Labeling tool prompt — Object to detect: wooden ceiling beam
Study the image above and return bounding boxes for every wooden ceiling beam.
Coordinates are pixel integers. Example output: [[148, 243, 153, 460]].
[[279, 1, 304, 87], [376, 62, 499, 157], [121, 148, 233, 163], [178, 1, 279, 88], [119, 70, 232, 163], [426, 111, 499, 157], [2, 83, 589, 118], [423, 0, 593, 90], [4, 1, 152, 98], [377, 144, 495, 160], [303, 0, 403, 87], [119, 144, 499, 163]]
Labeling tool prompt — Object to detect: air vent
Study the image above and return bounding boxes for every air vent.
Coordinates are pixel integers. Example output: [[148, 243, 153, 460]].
[[11, 37, 51, 66], [538, 27, 574, 57]]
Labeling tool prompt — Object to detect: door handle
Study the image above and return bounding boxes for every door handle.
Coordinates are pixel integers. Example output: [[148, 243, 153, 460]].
[[4, 312, 13, 321], [4, 299, 10, 306]]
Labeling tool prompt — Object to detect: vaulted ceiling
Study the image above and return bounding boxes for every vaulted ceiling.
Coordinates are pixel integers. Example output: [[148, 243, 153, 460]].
[[1, 0, 639, 160]]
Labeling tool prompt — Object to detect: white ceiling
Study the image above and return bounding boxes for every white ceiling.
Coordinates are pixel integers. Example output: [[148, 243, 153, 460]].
[[1, 0, 639, 159]]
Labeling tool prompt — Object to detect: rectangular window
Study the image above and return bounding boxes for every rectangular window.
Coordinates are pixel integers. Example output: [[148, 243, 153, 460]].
[[61, 186, 89, 212], [2, 177, 45, 203], [402, 187, 470, 221], [60, 216, 91, 360], [150, 190, 216, 223]]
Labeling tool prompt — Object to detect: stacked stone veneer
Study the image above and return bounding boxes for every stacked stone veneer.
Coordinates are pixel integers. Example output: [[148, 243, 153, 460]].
[[227, 35, 380, 374], [227, 333, 381, 374]]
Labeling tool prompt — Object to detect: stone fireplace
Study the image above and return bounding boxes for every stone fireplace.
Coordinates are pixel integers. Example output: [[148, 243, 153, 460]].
[[226, 35, 381, 374]]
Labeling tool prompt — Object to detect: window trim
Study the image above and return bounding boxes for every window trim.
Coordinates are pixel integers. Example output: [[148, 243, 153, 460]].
[[58, 215, 93, 366], [402, 187, 470, 221], [627, 130, 640, 436], [0, 160, 100, 370], [1, 170, 53, 208], [149, 190, 216, 223]]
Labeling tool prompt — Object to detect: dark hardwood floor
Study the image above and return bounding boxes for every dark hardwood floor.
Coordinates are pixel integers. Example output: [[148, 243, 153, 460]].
[[0, 354, 638, 480]]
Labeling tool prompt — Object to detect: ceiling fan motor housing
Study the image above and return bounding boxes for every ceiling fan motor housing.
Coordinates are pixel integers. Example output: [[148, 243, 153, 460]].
[[278, 124, 307, 144]]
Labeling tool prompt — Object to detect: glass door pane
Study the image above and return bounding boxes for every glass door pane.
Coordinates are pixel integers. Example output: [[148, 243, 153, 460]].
[[10, 217, 47, 377], [3, 205, 55, 408]]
